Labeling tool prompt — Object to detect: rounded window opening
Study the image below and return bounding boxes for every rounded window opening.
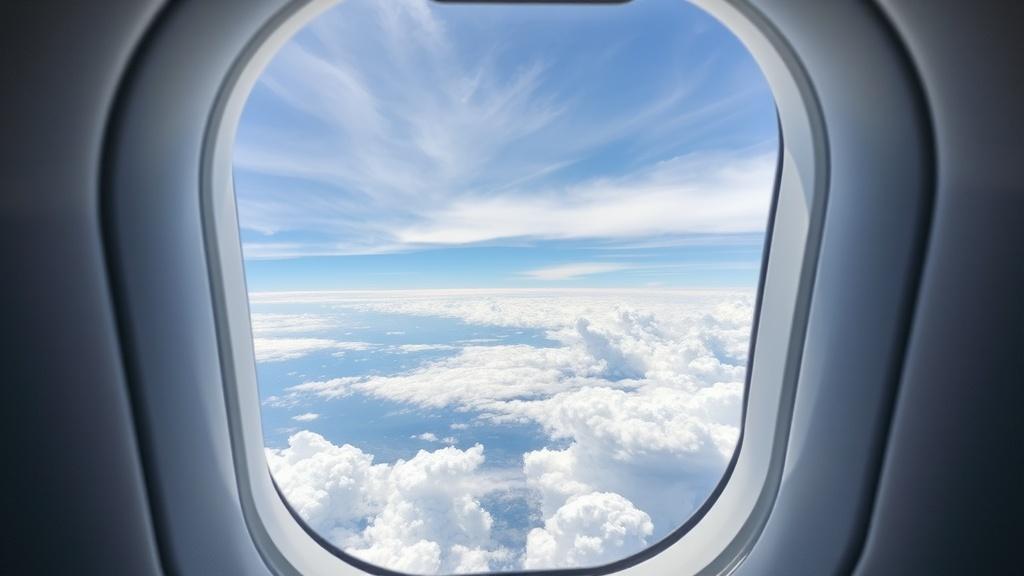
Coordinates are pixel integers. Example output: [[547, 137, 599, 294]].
[[232, 0, 778, 573]]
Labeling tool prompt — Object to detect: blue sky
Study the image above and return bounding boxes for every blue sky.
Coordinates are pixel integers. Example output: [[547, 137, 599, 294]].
[[234, 0, 777, 292], [238, 1, 774, 572]]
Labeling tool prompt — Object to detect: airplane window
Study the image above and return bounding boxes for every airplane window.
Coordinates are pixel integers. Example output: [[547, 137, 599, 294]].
[[232, 0, 777, 573]]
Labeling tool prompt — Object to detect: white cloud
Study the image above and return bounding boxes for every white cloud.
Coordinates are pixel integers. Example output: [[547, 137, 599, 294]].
[[522, 262, 635, 281], [527, 386, 741, 461], [411, 432, 456, 445], [268, 432, 510, 574], [267, 431, 386, 540], [234, 0, 573, 257], [517, 385, 740, 537], [234, 0, 774, 258], [522, 446, 593, 519], [292, 412, 320, 422], [286, 377, 360, 399], [253, 338, 373, 363], [392, 344, 456, 353], [524, 492, 653, 569], [250, 313, 337, 335], [350, 343, 608, 410], [299, 290, 753, 400], [348, 444, 496, 573], [394, 152, 776, 247], [271, 289, 750, 557]]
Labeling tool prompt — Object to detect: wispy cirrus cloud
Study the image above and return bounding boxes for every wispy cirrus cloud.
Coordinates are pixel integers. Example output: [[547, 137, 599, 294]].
[[394, 151, 775, 247], [522, 262, 635, 281], [233, 0, 777, 260]]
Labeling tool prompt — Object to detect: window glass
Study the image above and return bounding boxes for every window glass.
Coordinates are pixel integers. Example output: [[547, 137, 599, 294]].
[[234, 0, 776, 573]]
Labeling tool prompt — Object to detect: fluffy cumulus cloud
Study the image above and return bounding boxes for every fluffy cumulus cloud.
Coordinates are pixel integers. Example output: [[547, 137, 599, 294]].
[[524, 492, 653, 569], [268, 432, 509, 574], [266, 431, 385, 541], [262, 289, 752, 571]]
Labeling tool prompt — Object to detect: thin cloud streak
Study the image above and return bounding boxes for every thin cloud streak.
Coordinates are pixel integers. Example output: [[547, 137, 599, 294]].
[[522, 263, 635, 281], [233, 0, 776, 259]]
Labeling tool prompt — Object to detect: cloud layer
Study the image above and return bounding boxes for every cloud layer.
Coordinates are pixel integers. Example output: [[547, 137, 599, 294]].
[[259, 290, 751, 572]]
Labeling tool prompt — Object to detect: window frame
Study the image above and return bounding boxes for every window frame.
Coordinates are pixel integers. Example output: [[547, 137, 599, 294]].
[[201, 1, 828, 574]]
